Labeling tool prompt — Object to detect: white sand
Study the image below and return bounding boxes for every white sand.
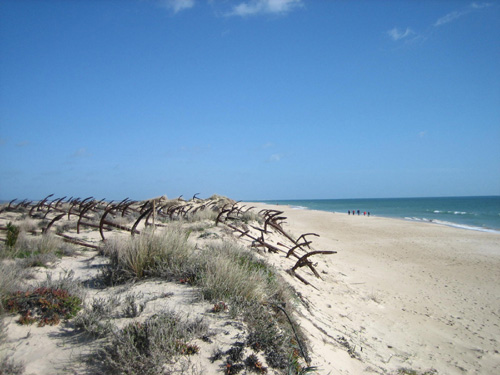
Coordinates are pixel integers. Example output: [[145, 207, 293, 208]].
[[2, 200, 499, 374], [245, 202, 500, 374]]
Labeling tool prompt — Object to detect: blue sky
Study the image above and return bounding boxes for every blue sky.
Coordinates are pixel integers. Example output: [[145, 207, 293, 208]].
[[1, 0, 499, 201]]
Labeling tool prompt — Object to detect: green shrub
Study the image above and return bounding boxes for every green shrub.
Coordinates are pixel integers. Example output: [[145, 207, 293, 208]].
[[6, 223, 19, 248]]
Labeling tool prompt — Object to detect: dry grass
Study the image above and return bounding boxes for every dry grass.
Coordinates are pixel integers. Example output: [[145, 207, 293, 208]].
[[0, 261, 28, 313], [100, 225, 194, 283], [10, 233, 75, 267], [94, 311, 207, 375], [95, 227, 303, 372]]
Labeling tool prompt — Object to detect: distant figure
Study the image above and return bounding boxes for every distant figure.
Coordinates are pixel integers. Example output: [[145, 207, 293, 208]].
[[364, 211, 366, 216], [368, 212, 370, 217], [348, 210, 350, 215], [357, 210, 360, 215]]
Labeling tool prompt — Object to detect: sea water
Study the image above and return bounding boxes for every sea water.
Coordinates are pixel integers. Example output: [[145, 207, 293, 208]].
[[258, 196, 500, 233]]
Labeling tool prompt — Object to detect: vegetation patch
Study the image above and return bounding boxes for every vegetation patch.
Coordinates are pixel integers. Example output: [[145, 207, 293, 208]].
[[96, 311, 207, 375], [5, 222, 19, 248], [4, 287, 82, 326]]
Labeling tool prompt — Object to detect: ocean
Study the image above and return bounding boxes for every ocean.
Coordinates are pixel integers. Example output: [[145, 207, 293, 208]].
[[258, 196, 500, 233]]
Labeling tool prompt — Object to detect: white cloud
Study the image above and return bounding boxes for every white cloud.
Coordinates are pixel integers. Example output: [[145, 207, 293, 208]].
[[268, 153, 284, 162], [471, 2, 492, 9], [387, 27, 414, 41], [228, 0, 302, 17], [434, 2, 493, 27], [158, 0, 195, 14], [434, 10, 464, 27]]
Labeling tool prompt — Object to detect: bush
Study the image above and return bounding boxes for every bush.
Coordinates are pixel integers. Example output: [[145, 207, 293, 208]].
[[97, 311, 207, 375], [4, 286, 82, 326], [6, 223, 19, 248], [73, 297, 118, 338]]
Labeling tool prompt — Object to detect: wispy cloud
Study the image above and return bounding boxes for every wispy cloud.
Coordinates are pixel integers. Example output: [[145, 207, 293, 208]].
[[268, 153, 284, 162], [435, 2, 493, 27], [228, 0, 302, 17], [387, 27, 415, 41], [388, 2, 493, 42], [471, 2, 492, 9], [434, 10, 465, 27], [157, 0, 195, 14]]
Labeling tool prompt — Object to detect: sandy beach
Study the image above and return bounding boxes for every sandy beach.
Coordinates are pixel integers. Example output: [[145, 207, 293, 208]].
[[245, 202, 500, 374], [1, 198, 499, 374]]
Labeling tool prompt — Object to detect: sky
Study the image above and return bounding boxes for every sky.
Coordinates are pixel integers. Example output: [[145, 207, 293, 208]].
[[0, 0, 499, 201]]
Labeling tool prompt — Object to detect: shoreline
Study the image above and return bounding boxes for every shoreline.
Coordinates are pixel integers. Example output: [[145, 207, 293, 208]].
[[245, 202, 500, 374], [253, 201, 500, 235], [253, 195, 500, 234]]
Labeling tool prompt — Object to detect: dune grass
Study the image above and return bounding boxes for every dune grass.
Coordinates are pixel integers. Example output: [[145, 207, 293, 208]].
[[97, 227, 305, 372]]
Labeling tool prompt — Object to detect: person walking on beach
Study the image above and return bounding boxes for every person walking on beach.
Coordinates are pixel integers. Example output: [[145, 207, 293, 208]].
[[357, 210, 360, 215], [364, 211, 366, 216], [348, 210, 350, 215]]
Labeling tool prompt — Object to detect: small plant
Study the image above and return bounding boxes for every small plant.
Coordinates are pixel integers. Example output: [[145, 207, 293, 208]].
[[175, 341, 200, 355], [223, 361, 245, 375], [211, 301, 228, 313], [6, 222, 20, 248], [0, 355, 25, 375], [245, 354, 268, 374], [74, 297, 118, 338], [4, 287, 82, 326], [121, 294, 145, 318]]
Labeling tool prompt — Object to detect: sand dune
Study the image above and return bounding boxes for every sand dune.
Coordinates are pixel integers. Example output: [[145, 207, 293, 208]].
[[1, 198, 499, 374]]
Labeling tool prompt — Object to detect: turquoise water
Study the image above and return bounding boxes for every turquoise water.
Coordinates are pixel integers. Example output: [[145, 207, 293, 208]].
[[257, 196, 500, 233]]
